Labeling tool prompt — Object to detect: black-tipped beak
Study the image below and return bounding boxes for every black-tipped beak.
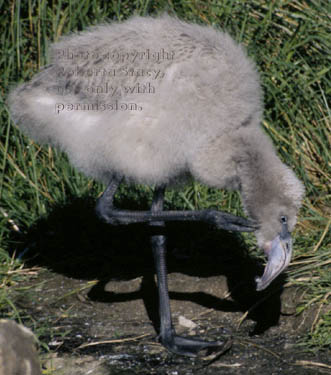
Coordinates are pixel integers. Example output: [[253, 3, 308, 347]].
[[255, 220, 292, 291]]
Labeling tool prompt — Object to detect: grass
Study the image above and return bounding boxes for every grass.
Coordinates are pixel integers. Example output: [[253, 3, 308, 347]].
[[0, 0, 330, 354]]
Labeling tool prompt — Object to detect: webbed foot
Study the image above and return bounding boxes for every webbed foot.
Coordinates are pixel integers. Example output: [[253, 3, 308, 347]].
[[159, 332, 230, 357]]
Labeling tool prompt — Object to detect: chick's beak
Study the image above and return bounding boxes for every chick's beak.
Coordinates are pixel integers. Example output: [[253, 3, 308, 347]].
[[255, 221, 292, 291]]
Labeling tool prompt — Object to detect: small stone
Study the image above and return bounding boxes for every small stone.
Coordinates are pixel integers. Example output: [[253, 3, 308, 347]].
[[178, 316, 197, 329]]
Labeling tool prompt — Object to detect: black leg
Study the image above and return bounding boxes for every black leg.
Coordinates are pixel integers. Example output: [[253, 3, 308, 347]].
[[149, 186, 172, 340], [97, 196, 256, 232], [96, 178, 257, 232], [96, 181, 232, 356], [95, 175, 121, 219], [150, 187, 227, 357]]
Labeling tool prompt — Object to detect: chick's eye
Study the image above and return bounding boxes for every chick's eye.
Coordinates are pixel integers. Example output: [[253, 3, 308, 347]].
[[280, 216, 287, 224]]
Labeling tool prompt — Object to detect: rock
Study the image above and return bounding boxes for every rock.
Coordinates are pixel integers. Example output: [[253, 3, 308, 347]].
[[0, 319, 41, 375], [178, 316, 197, 329]]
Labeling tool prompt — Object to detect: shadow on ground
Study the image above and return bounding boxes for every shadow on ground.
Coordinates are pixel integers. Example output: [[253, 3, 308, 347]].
[[11, 194, 284, 338]]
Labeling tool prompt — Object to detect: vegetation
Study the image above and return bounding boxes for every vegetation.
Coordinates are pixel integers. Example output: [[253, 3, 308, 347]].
[[0, 0, 329, 352]]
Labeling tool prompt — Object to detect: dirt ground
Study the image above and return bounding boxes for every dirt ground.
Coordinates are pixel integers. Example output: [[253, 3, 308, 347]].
[[12, 198, 330, 374]]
